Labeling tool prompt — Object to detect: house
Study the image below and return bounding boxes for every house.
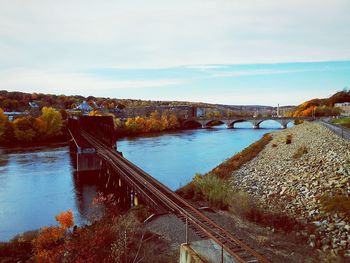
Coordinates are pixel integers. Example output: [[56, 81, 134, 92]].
[[4, 112, 28, 121], [29, 102, 39, 109], [75, 101, 93, 113], [335, 102, 350, 116]]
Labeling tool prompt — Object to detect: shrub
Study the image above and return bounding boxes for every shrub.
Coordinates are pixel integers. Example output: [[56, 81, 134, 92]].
[[286, 134, 292, 144], [193, 173, 231, 209], [55, 210, 74, 230], [230, 191, 254, 215], [292, 145, 308, 159], [294, 119, 304, 125]]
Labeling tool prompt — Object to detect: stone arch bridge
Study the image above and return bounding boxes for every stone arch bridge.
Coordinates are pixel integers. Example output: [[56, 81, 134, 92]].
[[182, 117, 312, 129]]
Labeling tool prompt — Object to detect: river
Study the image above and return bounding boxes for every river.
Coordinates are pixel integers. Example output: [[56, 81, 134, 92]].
[[0, 121, 291, 241]]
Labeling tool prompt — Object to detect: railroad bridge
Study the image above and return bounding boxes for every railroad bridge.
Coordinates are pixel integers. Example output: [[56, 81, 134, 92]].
[[68, 116, 269, 263], [183, 117, 311, 129]]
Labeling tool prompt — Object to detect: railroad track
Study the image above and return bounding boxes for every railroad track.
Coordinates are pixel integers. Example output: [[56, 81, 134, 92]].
[[81, 130, 270, 263]]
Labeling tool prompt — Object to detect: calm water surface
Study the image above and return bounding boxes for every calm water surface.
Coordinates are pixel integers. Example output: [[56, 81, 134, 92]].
[[0, 121, 291, 241]]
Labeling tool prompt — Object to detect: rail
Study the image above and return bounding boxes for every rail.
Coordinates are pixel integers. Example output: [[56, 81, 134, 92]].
[[320, 120, 350, 141], [81, 130, 270, 263]]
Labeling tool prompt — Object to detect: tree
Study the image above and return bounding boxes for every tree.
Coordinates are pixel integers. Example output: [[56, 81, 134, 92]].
[[13, 116, 39, 142], [0, 121, 15, 144], [125, 118, 138, 134], [59, 109, 68, 120], [39, 107, 62, 138], [168, 113, 179, 129], [0, 108, 7, 137], [161, 111, 169, 130], [55, 209, 74, 230], [149, 111, 162, 132]]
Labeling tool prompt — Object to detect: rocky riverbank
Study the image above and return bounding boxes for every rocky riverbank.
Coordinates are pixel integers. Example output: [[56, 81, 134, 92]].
[[231, 122, 350, 257]]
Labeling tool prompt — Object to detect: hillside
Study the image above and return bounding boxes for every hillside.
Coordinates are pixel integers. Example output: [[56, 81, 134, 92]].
[[288, 90, 350, 117], [0, 90, 276, 114]]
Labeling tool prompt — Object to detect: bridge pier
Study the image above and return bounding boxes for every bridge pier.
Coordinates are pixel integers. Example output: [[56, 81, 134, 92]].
[[70, 144, 101, 173]]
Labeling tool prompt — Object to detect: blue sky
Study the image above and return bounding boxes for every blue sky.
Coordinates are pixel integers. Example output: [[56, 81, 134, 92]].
[[0, 0, 350, 105]]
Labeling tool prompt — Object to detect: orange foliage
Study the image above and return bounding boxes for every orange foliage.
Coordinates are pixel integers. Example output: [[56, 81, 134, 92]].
[[55, 209, 74, 229], [32, 226, 65, 262]]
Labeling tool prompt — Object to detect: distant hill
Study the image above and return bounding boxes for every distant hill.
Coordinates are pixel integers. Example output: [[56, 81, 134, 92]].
[[288, 89, 350, 117], [0, 90, 276, 113]]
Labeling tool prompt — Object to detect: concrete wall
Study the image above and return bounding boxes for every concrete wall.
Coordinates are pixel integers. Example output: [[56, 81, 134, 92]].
[[179, 240, 238, 263], [179, 243, 207, 263]]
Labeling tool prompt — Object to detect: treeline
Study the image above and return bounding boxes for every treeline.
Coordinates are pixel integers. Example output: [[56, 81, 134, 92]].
[[288, 90, 350, 117], [114, 110, 180, 135], [0, 107, 65, 146], [0, 90, 202, 112]]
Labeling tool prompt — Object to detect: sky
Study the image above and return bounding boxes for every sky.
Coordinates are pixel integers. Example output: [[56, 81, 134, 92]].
[[0, 0, 350, 106]]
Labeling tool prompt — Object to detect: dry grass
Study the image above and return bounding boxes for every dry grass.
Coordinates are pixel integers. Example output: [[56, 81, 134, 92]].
[[210, 133, 272, 179], [292, 145, 308, 159], [192, 173, 231, 209], [294, 119, 304, 125], [286, 134, 293, 144], [230, 192, 305, 232], [176, 133, 272, 196], [320, 194, 350, 218]]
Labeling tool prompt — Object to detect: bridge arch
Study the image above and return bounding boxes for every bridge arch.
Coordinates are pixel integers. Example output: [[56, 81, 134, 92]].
[[257, 119, 294, 129], [228, 119, 255, 128], [204, 119, 225, 127], [182, 119, 202, 128]]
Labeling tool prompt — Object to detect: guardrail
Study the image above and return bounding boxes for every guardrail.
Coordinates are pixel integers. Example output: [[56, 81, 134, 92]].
[[320, 121, 350, 141]]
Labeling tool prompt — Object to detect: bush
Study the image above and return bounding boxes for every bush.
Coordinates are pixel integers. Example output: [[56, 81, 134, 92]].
[[292, 146, 308, 159], [286, 134, 292, 144], [294, 119, 304, 125], [193, 173, 231, 209]]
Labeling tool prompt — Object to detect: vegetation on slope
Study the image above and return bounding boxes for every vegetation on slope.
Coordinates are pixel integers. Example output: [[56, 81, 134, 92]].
[[287, 89, 350, 117], [0, 90, 216, 112], [177, 133, 309, 233], [332, 117, 350, 128], [0, 194, 175, 263]]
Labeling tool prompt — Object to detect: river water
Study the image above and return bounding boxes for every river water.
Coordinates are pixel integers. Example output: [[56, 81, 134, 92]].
[[0, 121, 290, 241]]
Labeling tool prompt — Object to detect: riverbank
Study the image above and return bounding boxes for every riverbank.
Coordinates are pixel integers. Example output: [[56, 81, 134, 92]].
[[231, 122, 350, 258], [0, 136, 67, 149], [173, 122, 349, 261]]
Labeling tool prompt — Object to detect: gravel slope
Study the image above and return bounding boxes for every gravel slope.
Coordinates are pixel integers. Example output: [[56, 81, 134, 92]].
[[231, 122, 350, 257]]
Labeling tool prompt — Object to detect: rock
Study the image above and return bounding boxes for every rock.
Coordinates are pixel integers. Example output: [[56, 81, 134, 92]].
[[230, 122, 350, 255], [280, 187, 287, 195]]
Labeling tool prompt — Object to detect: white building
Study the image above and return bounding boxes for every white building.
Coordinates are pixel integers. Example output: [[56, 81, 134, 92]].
[[335, 102, 350, 116]]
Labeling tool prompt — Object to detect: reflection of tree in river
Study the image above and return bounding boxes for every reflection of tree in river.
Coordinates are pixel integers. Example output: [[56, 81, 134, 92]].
[[0, 149, 9, 168], [70, 153, 124, 223]]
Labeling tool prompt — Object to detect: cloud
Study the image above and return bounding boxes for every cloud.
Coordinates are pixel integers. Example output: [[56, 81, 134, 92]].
[[0, 0, 349, 70], [0, 69, 183, 96]]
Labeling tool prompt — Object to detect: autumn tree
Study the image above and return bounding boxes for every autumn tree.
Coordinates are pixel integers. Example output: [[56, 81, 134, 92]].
[[13, 116, 40, 142], [39, 107, 62, 138], [0, 108, 7, 137], [149, 111, 162, 132], [55, 209, 74, 230], [168, 113, 179, 129]]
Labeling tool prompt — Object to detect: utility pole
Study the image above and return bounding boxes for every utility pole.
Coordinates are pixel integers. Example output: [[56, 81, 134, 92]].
[[124, 230, 127, 263], [185, 215, 189, 245]]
